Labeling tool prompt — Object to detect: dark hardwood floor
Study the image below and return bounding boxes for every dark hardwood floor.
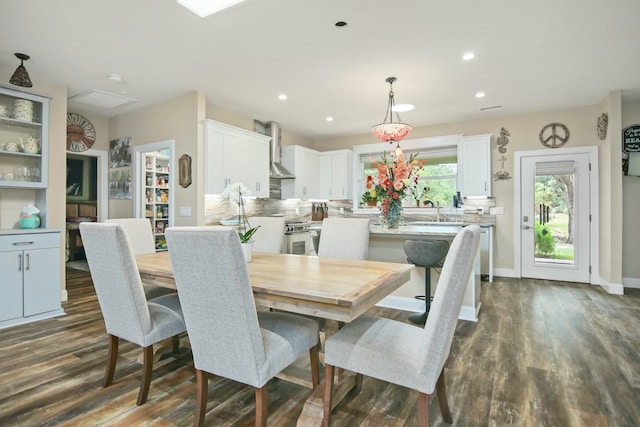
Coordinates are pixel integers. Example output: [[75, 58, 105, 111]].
[[1, 268, 639, 426]]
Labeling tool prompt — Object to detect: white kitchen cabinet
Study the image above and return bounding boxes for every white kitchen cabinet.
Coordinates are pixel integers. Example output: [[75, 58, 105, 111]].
[[318, 150, 353, 200], [0, 86, 51, 227], [0, 230, 63, 329], [204, 119, 271, 197], [457, 134, 492, 197], [281, 145, 319, 199]]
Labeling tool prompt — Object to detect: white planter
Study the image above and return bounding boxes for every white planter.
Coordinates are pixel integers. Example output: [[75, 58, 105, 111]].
[[241, 242, 253, 262]]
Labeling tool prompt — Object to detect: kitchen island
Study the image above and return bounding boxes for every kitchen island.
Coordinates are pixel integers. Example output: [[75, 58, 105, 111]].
[[368, 223, 482, 321]]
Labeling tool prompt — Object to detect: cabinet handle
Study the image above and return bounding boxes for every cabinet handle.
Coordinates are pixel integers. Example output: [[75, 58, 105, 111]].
[[26, 253, 30, 270], [12, 241, 34, 246], [484, 181, 487, 191], [18, 254, 22, 271]]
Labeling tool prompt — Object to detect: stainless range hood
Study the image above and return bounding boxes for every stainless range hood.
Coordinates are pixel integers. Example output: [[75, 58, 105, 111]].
[[262, 120, 295, 179]]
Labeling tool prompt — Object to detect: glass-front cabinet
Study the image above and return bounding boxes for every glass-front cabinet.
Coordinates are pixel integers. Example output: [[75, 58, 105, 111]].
[[0, 86, 49, 188]]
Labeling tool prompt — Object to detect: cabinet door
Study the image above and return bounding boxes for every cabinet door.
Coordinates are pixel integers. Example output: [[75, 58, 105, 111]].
[[205, 122, 227, 193], [250, 137, 270, 198], [318, 154, 332, 199], [23, 248, 61, 317], [0, 251, 23, 321], [458, 135, 491, 197], [0, 87, 49, 189]]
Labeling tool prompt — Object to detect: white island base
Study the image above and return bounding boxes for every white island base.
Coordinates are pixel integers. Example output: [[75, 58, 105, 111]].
[[368, 224, 481, 322]]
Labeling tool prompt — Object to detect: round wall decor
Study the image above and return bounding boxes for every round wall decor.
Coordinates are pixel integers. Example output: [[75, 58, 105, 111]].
[[539, 123, 569, 148], [67, 113, 96, 152]]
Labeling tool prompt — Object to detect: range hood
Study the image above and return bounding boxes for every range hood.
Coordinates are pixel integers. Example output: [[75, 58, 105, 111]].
[[261, 120, 295, 179]]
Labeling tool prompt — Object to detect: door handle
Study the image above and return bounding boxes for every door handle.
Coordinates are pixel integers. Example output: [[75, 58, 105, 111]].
[[522, 225, 533, 230]]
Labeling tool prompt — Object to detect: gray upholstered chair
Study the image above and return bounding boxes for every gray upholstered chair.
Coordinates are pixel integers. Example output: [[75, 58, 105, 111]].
[[79, 222, 186, 406], [165, 226, 320, 427], [247, 216, 285, 253], [322, 225, 481, 427], [105, 217, 173, 300], [317, 217, 370, 260]]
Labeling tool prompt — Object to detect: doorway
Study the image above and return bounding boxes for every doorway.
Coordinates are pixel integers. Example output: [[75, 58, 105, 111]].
[[133, 140, 175, 251], [514, 147, 599, 284]]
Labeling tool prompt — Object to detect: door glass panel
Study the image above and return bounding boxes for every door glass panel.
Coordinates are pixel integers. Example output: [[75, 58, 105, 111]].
[[534, 161, 576, 265]]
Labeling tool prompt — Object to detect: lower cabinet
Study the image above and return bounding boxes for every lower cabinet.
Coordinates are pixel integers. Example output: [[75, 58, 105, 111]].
[[0, 231, 63, 329]]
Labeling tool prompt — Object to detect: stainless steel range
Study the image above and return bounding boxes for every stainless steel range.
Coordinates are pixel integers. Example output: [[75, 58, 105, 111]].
[[284, 220, 311, 255]]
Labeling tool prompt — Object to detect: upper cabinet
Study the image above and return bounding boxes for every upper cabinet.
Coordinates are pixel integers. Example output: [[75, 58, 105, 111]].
[[0, 86, 49, 189], [281, 145, 319, 199], [204, 119, 271, 197], [457, 134, 492, 198], [318, 150, 353, 200]]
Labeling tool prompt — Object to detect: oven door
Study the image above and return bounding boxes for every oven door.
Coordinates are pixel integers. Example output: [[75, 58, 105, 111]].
[[285, 232, 311, 255]]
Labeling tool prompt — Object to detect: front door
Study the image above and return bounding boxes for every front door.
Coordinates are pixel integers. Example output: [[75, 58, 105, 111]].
[[520, 152, 591, 283]]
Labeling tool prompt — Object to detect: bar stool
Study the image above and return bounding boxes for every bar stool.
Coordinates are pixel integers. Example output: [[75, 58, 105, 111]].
[[403, 240, 450, 325]]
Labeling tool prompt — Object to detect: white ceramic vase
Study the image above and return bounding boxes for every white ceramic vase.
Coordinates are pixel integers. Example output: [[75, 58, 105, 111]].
[[241, 242, 252, 263]]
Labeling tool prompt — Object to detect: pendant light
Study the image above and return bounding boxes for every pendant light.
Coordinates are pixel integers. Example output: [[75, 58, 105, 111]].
[[9, 53, 33, 88], [371, 77, 411, 147]]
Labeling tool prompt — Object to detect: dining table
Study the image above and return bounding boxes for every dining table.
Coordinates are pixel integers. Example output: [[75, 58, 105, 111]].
[[135, 250, 413, 426]]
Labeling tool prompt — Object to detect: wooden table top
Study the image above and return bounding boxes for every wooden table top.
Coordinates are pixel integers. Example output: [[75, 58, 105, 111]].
[[136, 251, 413, 322]]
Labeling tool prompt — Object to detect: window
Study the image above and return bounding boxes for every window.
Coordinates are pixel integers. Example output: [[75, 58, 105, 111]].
[[353, 134, 462, 212]]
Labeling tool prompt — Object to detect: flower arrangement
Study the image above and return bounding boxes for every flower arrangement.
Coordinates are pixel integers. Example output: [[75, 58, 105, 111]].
[[221, 182, 260, 243], [364, 148, 424, 227]]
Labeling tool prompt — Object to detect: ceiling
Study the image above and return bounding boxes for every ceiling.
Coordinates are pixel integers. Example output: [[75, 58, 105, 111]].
[[1, 0, 639, 140]]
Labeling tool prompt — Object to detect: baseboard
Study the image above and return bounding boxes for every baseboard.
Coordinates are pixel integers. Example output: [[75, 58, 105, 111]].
[[0, 309, 65, 331], [622, 277, 640, 289], [61, 289, 69, 302], [493, 268, 518, 278], [599, 277, 624, 295], [376, 296, 478, 322]]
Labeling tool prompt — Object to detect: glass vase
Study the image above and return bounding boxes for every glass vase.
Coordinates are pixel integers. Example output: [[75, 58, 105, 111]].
[[383, 201, 403, 229]]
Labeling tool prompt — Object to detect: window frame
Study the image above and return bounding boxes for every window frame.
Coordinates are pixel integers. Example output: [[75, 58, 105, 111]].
[[352, 134, 463, 214]]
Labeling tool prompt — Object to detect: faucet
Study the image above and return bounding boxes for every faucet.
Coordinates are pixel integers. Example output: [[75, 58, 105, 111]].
[[436, 201, 441, 222]]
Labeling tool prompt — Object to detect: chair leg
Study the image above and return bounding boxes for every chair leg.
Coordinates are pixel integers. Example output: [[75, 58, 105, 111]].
[[255, 386, 267, 427], [310, 344, 320, 388], [194, 369, 209, 427], [435, 370, 453, 423], [418, 392, 431, 427], [323, 363, 335, 427], [104, 334, 119, 387], [137, 345, 154, 406], [172, 335, 180, 354]]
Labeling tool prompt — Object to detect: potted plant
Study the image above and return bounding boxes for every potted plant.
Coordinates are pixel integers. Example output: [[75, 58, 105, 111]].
[[221, 182, 260, 261], [361, 182, 379, 207]]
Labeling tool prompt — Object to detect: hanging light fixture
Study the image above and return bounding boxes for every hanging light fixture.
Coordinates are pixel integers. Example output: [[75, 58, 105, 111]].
[[9, 53, 33, 88], [371, 76, 411, 146]]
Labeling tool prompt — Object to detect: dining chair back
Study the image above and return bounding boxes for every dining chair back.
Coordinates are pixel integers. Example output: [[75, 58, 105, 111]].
[[323, 225, 481, 427], [165, 226, 320, 427], [79, 222, 186, 405], [317, 217, 370, 260], [247, 216, 285, 253], [105, 217, 173, 299], [105, 218, 155, 254]]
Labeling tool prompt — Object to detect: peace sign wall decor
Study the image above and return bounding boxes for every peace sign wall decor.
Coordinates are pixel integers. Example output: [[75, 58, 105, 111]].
[[539, 123, 570, 148]]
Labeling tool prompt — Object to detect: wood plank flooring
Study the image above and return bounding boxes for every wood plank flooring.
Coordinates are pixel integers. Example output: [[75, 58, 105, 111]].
[[0, 268, 638, 426]]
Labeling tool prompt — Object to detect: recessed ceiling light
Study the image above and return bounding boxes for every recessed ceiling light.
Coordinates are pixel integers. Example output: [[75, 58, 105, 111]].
[[326, 117, 334, 122], [278, 94, 287, 101], [475, 92, 485, 98], [108, 73, 122, 83], [177, 0, 246, 17], [392, 103, 415, 112], [463, 52, 475, 61]]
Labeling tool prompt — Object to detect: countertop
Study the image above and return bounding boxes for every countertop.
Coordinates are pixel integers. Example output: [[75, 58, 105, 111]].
[[0, 228, 62, 236]]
